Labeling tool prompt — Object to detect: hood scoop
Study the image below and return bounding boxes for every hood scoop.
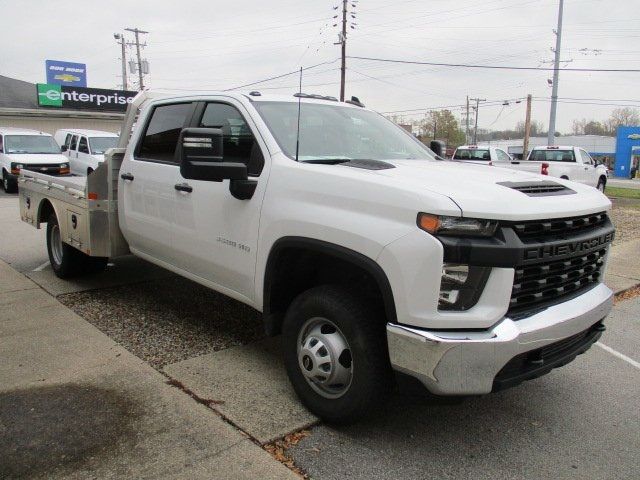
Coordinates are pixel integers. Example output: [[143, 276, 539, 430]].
[[341, 159, 396, 170], [496, 181, 575, 197]]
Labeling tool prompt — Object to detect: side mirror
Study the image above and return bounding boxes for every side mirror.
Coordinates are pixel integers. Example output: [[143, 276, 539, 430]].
[[61, 145, 68, 152], [179, 127, 247, 182], [429, 140, 446, 157]]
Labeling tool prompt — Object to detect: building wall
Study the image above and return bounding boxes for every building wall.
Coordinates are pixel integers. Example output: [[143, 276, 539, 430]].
[[0, 114, 122, 136], [614, 126, 640, 178]]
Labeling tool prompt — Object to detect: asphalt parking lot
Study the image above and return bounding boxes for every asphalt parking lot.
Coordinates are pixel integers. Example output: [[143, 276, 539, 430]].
[[1, 189, 639, 479]]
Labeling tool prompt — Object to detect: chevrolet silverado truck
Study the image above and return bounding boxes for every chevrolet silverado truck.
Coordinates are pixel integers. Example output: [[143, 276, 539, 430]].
[[18, 91, 615, 423], [498, 145, 609, 192]]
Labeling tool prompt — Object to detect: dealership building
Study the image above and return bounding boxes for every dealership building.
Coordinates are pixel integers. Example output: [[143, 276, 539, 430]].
[[0, 74, 134, 136]]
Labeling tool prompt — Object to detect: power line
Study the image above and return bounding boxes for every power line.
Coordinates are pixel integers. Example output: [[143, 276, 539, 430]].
[[347, 55, 640, 72], [223, 59, 340, 91]]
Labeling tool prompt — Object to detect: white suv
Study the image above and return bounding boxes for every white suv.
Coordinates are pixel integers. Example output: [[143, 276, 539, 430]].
[[0, 127, 69, 193]]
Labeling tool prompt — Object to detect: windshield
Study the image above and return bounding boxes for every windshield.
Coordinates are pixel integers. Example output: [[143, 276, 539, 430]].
[[89, 136, 118, 154], [5, 135, 60, 154], [453, 148, 490, 161], [529, 149, 575, 162], [253, 101, 436, 162]]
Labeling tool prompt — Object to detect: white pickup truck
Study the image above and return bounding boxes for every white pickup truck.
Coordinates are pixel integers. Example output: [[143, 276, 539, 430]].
[[452, 145, 513, 164], [499, 145, 609, 192], [18, 91, 615, 423]]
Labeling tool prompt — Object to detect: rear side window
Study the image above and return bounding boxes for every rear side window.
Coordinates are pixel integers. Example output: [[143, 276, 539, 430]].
[[530, 149, 575, 162], [137, 103, 193, 163], [70, 135, 78, 151], [454, 148, 490, 161], [198, 102, 264, 176], [78, 136, 90, 154], [0, 135, 3, 153]]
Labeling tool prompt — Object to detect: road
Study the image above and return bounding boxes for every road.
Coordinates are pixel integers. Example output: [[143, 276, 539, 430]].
[[608, 178, 640, 190]]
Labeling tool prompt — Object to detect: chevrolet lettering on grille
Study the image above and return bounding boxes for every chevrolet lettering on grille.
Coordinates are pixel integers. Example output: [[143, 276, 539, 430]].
[[524, 232, 615, 261]]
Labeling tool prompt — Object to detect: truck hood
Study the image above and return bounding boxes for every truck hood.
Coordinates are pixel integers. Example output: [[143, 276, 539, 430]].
[[373, 160, 611, 220], [4, 153, 68, 165]]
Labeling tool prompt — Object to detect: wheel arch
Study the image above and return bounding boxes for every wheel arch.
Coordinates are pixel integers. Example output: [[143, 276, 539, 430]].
[[263, 237, 397, 336], [36, 198, 58, 228]]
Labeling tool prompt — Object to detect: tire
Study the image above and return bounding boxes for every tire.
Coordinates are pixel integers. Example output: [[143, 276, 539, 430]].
[[560, 175, 569, 180], [46, 212, 108, 278], [597, 177, 606, 193], [87, 167, 94, 175], [282, 285, 393, 424], [2, 170, 17, 194]]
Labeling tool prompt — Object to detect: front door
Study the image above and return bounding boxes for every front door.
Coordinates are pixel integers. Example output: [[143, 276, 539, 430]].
[[118, 101, 194, 266], [579, 149, 599, 187], [170, 99, 269, 301]]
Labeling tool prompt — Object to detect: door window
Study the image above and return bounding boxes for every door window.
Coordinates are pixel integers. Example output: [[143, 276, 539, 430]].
[[64, 134, 72, 149], [137, 103, 193, 163], [580, 149, 594, 165], [70, 135, 78, 151], [199, 103, 264, 175], [496, 149, 511, 161], [0, 135, 3, 153], [78, 136, 90, 154]]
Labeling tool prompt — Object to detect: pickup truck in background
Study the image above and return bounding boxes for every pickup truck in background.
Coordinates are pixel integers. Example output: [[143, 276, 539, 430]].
[[451, 145, 513, 164], [498, 145, 609, 192], [18, 91, 615, 423]]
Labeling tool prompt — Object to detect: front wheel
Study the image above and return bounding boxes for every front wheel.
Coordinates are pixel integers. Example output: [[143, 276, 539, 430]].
[[282, 285, 393, 424], [2, 170, 17, 193], [46, 212, 107, 278], [597, 177, 606, 193]]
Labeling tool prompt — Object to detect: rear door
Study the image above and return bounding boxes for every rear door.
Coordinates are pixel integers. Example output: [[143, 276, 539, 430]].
[[170, 99, 269, 300], [119, 101, 195, 266]]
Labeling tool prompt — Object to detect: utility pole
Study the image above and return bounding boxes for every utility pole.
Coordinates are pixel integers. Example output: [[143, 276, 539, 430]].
[[465, 95, 470, 143], [470, 97, 486, 144], [339, 0, 347, 101], [523, 94, 532, 160], [547, 0, 564, 145], [114, 33, 127, 90], [125, 27, 148, 91]]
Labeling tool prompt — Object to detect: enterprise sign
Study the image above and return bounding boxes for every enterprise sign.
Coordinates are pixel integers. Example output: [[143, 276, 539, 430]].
[[36, 83, 137, 112]]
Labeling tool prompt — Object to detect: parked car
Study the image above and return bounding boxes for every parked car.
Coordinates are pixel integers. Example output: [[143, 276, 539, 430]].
[[55, 129, 119, 176], [19, 91, 614, 423], [452, 145, 512, 164], [497, 145, 608, 191], [0, 127, 69, 193]]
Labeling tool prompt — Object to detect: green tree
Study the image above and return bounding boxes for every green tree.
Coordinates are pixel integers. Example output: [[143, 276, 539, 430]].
[[417, 110, 465, 146]]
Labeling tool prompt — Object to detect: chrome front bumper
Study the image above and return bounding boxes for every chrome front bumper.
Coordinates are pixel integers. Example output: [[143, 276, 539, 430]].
[[386, 283, 613, 396]]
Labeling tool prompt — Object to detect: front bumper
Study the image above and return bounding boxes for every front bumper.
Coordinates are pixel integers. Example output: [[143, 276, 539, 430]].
[[386, 282, 613, 396]]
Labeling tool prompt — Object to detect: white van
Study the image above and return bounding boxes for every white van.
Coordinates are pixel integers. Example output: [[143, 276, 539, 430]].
[[55, 129, 119, 176], [0, 127, 69, 193]]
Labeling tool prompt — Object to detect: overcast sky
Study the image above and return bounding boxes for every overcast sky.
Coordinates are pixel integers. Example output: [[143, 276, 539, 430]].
[[1, 0, 638, 132]]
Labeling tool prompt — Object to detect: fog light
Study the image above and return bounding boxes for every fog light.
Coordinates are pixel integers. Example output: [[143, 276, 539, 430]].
[[438, 263, 491, 311]]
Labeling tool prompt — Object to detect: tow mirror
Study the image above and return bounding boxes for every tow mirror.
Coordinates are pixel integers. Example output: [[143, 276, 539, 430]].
[[61, 145, 68, 152], [430, 140, 446, 158], [179, 127, 247, 182]]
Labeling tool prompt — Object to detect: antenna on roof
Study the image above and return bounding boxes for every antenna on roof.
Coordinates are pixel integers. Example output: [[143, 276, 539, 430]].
[[295, 67, 302, 162]]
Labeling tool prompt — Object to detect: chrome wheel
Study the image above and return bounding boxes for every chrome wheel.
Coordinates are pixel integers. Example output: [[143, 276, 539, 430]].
[[297, 317, 353, 399], [50, 223, 63, 266], [597, 181, 605, 192]]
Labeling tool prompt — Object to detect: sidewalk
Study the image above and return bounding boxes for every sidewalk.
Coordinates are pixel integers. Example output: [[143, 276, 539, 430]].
[[0, 260, 298, 480], [605, 238, 640, 294]]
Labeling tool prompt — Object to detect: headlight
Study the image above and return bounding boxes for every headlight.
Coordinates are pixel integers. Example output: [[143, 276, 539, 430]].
[[417, 213, 497, 237], [439, 263, 491, 311], [61, 163, 69, 169]]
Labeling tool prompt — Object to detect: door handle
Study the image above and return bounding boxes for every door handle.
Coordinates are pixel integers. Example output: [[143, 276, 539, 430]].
[[174, 183, 193, 193], [120, 172, 134, 181]]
